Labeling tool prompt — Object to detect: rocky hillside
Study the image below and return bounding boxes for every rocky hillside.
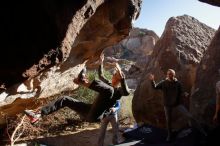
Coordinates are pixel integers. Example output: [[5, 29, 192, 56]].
[[133, 15, 216, 128], [0, 0, 142, 126], [104, 28, 159, 66], [103, 28, 159, 89]]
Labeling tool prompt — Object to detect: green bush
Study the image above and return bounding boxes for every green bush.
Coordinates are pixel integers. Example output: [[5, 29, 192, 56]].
[[74, 70, 112, 104], [139, 31, 146, 37]]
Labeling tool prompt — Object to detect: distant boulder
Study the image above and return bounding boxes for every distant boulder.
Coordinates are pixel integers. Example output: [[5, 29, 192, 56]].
[[103, 28, 159, 89]]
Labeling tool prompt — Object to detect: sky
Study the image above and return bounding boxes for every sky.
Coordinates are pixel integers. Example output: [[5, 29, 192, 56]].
[[133, 0, 220, 36]]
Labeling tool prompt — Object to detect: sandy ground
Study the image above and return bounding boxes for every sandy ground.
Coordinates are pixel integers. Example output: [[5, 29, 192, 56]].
[[12, 123, 130, 146]]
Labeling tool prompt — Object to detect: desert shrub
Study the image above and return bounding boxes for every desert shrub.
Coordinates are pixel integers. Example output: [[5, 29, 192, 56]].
[[139, 31, 146, 37]]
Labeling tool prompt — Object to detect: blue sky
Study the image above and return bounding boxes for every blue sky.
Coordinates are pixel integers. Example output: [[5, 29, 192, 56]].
[[133, 0, 220, 36]]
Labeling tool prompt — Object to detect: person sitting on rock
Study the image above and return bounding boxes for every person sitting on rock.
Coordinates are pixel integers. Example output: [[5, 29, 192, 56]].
[[24, 53, 130, 125], [149, 69, 207, 142]]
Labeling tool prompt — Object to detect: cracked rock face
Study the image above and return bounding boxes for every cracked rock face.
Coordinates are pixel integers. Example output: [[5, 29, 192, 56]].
[[0, 0, 142, 125], [133, 15, 215, 128]]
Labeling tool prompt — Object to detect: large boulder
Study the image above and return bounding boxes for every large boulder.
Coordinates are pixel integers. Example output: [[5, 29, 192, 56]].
[[133, 15, 215, 128], [191, 27, 220, 127], [0, 0, 142, 125]]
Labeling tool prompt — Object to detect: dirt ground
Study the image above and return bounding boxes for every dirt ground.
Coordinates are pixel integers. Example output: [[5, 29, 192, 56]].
[[1, 110, 133, 146], [11, 122, 131, 146], [2, 95, 134, 146]]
